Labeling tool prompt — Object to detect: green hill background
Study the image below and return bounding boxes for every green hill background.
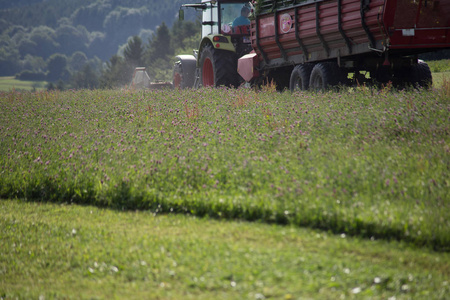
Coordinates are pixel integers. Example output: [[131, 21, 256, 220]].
[[0, 0, 199, 83]]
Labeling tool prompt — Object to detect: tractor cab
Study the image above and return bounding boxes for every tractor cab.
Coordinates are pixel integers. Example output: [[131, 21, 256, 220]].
[[175, 0, 253, 88], [203, 0, 253, 58], [181, 0, 252, 42], [218, 1, 252, 37]]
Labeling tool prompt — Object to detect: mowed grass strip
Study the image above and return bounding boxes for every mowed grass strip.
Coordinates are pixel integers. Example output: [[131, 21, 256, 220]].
[[1, 199, 449, 299], [0, 86, 449, 250], [0, 76, 47, 92]]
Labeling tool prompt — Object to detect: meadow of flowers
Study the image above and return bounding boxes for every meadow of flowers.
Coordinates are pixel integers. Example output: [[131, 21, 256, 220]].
[[1, 85, 449, 250]]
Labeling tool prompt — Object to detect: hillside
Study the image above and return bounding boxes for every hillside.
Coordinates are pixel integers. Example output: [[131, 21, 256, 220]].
[[0, 0, 198, 77]]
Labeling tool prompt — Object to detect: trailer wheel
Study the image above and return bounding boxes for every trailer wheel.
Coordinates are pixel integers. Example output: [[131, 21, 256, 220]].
[[199, 44, 239, 88], [309, 62, 344, 90], [410, 61, 432, 89], [173, 55, 196, 89], [290, 64, 314, 92]]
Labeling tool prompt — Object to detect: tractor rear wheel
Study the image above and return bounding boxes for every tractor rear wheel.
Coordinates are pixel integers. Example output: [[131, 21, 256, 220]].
[[290, 64, 314, 92], [199, 44, 239, 88]]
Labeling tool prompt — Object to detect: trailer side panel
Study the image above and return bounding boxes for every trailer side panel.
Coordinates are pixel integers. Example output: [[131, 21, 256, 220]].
[[251, 0, 450, 69]]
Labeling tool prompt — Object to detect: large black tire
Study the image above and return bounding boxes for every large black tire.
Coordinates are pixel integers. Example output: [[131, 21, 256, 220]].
[[410, 61, 432, 89], [377, 61, 432, 89], [290, 64, 314, 92], [309, 62, 345, 90], [199, 44, 239, 88]]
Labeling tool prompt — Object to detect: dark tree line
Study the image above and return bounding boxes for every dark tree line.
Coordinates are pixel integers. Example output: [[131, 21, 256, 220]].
[[100, 20, 200, 89], [9, 19, 199, 90], [0, 0, 199, 80]]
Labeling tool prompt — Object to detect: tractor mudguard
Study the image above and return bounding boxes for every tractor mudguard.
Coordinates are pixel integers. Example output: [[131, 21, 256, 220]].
[[173, 55, 197, 89], [197, 35, 236, 67]]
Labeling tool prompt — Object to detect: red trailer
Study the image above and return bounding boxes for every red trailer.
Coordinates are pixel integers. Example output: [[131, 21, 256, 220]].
[[238, 0, 450, 90]]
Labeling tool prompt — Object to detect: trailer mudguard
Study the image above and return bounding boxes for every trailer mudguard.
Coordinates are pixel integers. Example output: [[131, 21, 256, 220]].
[[237, 51, 260, 82]]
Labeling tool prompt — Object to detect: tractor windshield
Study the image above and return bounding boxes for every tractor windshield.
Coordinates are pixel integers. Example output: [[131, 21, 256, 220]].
[[220, 2, 252, 35]]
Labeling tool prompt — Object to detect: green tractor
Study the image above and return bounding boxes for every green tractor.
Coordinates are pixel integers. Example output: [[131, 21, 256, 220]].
[[173, 0, 253, 89]]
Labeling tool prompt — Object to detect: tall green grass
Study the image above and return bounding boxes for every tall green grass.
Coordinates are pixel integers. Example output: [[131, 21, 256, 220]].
[[427, 59, 450, 73], [0, 86, 449, 250], [427, 59, 450, 89]]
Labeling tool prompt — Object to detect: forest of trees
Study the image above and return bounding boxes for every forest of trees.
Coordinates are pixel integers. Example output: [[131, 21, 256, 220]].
[[0, 0, 201, 89]]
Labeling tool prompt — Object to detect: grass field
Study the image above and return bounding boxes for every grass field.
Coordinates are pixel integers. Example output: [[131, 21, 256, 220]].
[[0, 76, 48, 92], [0, 75, 449, 298], [1, 85, 449, 249], [432, 71, 450, 89], [1, 199, 449, 299], [427, 59, 450, 89]]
